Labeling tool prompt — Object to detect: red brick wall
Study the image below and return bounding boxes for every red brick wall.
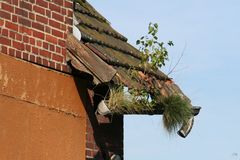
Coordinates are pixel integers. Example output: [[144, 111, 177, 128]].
[[86, 116, 123, 160], [76, 86, 124, 160], [84, 92, 124, 160], [0, 0, 73, 72]]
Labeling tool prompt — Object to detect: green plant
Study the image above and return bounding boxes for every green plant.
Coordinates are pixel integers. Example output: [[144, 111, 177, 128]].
[[103, 23, 191, 135], [103, 86, 156, 114], [134, 23, 193, 134], [128, 22, 175, 109], [162, 95, 192, 133], [104, 86, 192, 134], [104, 86, 142, 114], [136, 23, 174, 70]]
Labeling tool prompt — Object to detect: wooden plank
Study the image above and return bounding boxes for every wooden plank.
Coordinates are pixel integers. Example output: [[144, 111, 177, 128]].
[[66, 34, 116, 83], [67, 50, 101, 84]]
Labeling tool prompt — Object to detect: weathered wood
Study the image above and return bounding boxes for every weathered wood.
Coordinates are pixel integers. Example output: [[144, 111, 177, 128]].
[[66, 34, 117, 83], [112, 106, 201, 116], [67, 50, 101, 84]]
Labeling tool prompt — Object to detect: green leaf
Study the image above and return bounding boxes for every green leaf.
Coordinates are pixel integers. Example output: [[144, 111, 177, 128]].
[[148, 26, 154, 34], [147, 40, 153, 46], [136, 40, 140, 45], [137, 22, 174, 70], [168, 41, 174, 46]]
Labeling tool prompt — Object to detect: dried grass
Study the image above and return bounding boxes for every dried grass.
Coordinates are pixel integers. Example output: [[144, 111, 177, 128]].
[[105, 87, 149, 114]]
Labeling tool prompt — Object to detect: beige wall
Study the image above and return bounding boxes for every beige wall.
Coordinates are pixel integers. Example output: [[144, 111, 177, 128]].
[[0, 53, 86, 160]]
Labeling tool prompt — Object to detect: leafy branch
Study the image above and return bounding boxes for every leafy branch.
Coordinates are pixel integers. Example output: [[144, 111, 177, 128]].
[[130, 22, 174, 110], [136, 23, 174, 71]]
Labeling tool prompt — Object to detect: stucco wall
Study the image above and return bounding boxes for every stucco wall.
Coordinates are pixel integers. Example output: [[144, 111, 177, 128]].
[[0, 53, 86, 160]]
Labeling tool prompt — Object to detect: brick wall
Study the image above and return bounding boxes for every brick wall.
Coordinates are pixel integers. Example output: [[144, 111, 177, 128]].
[[77, 87, 124, 160], [82, 88, 123, 160], [86, 116, 124, 160], [85, 99, 124, 160], [0, 0, 73, 72]]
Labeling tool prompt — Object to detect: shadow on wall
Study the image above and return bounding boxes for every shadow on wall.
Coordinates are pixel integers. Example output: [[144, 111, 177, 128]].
[[86, 152, 123, 160], [71, 66, 123, 160], [86, 151, 105, 160]]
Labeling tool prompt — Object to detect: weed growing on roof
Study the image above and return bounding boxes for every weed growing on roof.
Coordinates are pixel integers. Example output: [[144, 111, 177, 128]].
[[102, 83, 192, 135], [134, 23, 192, 134], [136, 23, 174, 71], [105, 86, 133, 114], [97, 23, 192, 135], [105, 86, 153, 114], [105, 86, 192, 134], [162, 95, 192, 133]]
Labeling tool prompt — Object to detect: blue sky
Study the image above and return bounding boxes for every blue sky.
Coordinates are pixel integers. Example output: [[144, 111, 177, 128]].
[[88, 1, 240, 159]]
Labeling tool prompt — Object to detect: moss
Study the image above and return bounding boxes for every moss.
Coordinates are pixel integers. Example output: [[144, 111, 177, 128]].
[[74, 0, 108, 23], [93, 44, 140, 67]]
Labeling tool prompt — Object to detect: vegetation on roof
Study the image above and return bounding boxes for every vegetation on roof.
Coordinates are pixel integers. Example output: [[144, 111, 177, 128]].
[[74, 11, 127, 41], [136, 23, 174, 71], [74, 0, 108, 23], [103, 86, 152, 114], [96, 23, 193, 134], [101, 86, 192, 134], [70, 0, 200, 136], [162, 95, 192, 133]]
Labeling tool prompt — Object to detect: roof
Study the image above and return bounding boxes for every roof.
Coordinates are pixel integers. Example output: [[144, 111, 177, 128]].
[[66, 0, 200, 116]]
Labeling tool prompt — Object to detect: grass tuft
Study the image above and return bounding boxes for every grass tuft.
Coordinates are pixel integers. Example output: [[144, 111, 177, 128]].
[[162, 95, 192, 133], [104, 87, 192, 135], [105, 87, 151, 114]]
